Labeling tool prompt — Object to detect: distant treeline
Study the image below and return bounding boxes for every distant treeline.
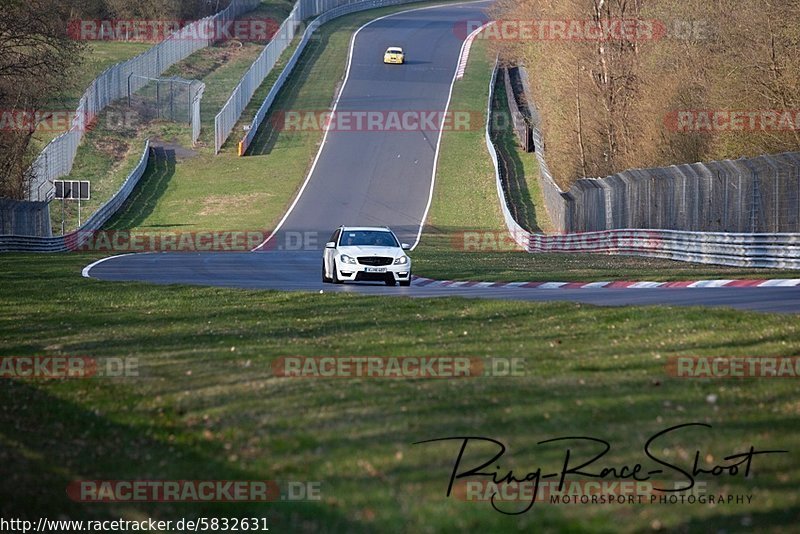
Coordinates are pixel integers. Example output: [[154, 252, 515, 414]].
[[67, 0, 229, 21], [490, 0, 800, 188]]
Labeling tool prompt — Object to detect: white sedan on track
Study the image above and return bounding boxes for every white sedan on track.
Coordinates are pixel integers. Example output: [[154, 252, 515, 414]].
[[322, 226, 412, 286]]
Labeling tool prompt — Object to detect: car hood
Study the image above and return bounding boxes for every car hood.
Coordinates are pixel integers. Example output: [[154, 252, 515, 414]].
[[337, 245, 403, 258]]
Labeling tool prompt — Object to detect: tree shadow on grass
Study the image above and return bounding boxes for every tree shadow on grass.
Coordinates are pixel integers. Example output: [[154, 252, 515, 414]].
[[0, 380, 370, 532]]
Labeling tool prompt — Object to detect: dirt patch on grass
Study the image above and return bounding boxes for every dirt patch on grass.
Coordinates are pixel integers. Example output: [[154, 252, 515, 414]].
[[199, 192, 271, 217], [167, 42, 257, 80], [151, 138, 198, 160], [93, 137, 129, 161]]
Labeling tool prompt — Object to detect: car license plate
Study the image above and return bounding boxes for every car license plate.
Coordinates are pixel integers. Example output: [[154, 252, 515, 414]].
[[365, 267, 386, 273]]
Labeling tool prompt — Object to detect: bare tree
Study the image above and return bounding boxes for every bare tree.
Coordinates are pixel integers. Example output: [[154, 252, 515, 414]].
[[492, 0, 800, 187], [0, 0, 85, 199]]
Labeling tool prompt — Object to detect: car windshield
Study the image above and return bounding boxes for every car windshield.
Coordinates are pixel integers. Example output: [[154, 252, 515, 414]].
[[340, 231, 399, 247], [387, 48, 402, 54]]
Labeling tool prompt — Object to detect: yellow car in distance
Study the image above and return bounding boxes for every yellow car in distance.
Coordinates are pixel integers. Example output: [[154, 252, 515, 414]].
[[383, 47, 405, 64]]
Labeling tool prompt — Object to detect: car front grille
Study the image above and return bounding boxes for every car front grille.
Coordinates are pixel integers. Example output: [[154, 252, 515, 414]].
[[355, 272, 391, 282], [358, 256, 393, 266]]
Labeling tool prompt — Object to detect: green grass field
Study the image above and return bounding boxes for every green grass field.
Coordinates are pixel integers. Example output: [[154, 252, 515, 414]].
[[1, 253, 799, 532]]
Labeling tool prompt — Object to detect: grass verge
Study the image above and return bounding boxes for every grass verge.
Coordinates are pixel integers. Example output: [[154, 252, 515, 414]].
[[420, 37, 507, 237], [413, 250, 800, 282], [1, 252, 799, 532]]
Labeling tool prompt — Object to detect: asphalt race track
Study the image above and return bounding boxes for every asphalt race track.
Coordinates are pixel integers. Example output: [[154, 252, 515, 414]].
[[83, 2, 800, 314], [85, 251, 800, 313]]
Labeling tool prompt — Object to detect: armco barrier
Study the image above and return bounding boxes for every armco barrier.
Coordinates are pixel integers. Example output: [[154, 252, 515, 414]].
[[0, 140, 151, 252], [487, 63, 800, 269], [28, 0, 260, 201], [528, 230, 800, 270], [235, 0, 444, 156]]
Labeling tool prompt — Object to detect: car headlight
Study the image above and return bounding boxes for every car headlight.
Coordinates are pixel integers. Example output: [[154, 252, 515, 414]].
[[393, 255, 408, 265], [340, 254, 357, 265]]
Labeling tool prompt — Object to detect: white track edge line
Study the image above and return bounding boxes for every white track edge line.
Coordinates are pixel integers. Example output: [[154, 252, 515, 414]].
[[81, 253, 140, 278]]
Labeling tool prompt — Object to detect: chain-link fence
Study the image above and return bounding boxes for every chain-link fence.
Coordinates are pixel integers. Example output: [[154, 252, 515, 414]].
[[512, 65, 800, 234], [129, 76, 205, 146], [1, 140, 150, 245], [27, 0, 260, 202]]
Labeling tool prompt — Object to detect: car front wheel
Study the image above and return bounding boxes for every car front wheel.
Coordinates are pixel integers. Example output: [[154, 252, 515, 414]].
[[322, 259, 332, 283], [332, 261, 343, 284]]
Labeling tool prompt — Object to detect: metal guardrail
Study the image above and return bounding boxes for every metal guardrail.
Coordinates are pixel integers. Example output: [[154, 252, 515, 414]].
[[235, 0, 439, 156], [486, 62, 800, 269], [1, 140, 151, 252], [528, 230, 800, 270], [27, 0, 260, 201]]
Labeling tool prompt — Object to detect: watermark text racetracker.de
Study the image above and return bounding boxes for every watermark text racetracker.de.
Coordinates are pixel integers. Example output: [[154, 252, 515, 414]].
[[449, 229, 664, 252], [1, 517, 271, 533], [67, 479, 320, 502], [454, 18, 709, 41], [67, 18, 282, 42], [67, 230, 269, 252], [665, 109, 800, 133], [68, 230, 429, 252], [667, 356, 800, 378], [0, 356, 138, 379], [452, 479, 756, 505], [272, 356, 525, 378], [0, 109, 137, 134], [271, 110, 483, 132]]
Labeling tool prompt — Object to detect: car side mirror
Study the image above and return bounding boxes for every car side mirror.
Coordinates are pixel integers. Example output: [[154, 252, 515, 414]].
[[325, 241, 336, 249], [401, 243, 411, 250]]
